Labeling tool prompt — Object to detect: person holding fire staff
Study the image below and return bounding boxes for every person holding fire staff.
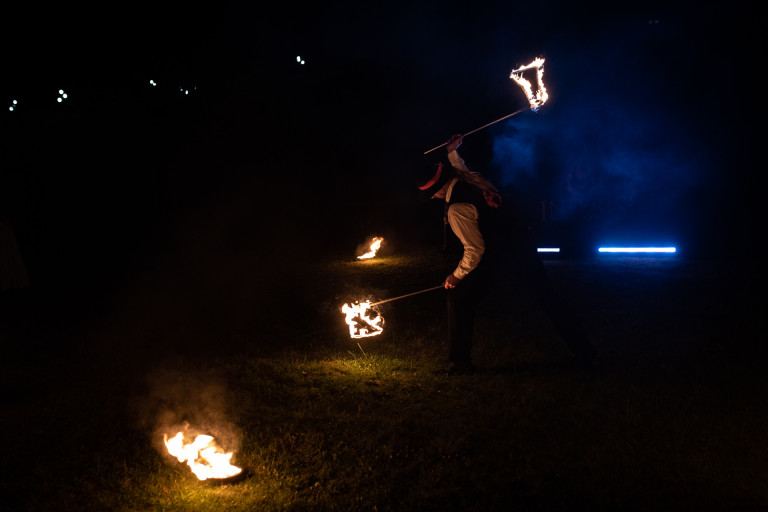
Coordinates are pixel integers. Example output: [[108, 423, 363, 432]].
[[416, 134, 598, 375]]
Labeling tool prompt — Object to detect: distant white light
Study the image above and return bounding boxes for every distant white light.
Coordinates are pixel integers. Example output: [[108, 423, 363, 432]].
[[59, 89, 64, 95], [598, 247, 676, 253], [10, 99, 18, 111], [57, 97, 63, 103], [296, 55, 305, 65], [150, 79, 157, 86], [13, 100, 17, 104], [537, 248, 560, 253], [57, 89, 68, 102]]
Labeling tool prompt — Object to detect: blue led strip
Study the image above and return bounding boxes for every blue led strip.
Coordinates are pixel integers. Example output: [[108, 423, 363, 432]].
[[598, 247, 676, 253]]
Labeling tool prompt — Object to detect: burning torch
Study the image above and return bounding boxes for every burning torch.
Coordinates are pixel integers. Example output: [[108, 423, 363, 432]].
[[342, 285, 445, 339], [424, 57, 549, 154]]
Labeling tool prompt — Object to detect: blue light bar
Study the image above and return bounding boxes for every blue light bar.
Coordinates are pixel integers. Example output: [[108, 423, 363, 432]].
[[537, 247, 560, 253], [598, 247, 676, 253]]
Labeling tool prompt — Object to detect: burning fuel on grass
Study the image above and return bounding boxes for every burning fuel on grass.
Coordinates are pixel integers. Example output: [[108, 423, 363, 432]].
[[164, 430, 242, 480], [357, 236, 384, 260]]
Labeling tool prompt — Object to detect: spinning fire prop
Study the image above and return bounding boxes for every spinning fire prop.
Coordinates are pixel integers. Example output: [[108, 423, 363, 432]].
[[424, 57, 549, 154], [509, 57, 548, 111], [341, 285, 444, 339], [164, 431, 242, 481], [357, 237, 384, 259], [342, 301, 384, 338]]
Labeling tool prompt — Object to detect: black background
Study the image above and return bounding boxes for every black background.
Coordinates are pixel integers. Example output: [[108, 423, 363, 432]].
[[2, 1, 762, 294]]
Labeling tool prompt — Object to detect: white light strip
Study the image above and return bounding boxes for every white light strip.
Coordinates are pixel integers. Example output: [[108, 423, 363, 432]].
[[598, 247, 676, 253], [537, 248, 560, 253]]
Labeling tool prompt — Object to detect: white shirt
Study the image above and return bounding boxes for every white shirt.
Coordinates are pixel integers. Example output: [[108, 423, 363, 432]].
[[446, 150, 485, 280]]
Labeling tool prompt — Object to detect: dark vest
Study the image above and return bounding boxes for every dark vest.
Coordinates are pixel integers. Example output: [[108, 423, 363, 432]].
[[448, 179, 486, 211]]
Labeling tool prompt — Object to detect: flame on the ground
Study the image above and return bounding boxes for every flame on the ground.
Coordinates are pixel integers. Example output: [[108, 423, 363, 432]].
[[164, 431, 242, 481], [510, 57, 548, 110], [357, 237, 384, 259], [342, 300, 384, 338]]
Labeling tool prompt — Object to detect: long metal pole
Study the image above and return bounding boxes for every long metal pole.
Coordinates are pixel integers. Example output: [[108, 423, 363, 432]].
[[369, 285, 444, 306], [423, 106, 532, 155]]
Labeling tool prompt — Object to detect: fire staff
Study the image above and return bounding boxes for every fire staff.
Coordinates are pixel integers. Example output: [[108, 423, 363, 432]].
[[416, 134, 598, 375]]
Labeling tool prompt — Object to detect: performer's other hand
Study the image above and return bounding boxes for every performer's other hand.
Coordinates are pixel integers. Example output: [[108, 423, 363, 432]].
[[444, 273, 461, 289], [446, 133, 463, 153]]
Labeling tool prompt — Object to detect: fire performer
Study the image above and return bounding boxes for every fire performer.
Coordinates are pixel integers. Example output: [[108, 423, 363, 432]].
[[416, 134, 598, 375]]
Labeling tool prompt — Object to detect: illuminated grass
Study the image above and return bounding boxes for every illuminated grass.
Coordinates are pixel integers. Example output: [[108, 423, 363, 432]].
[[1, 246, 766, 511]]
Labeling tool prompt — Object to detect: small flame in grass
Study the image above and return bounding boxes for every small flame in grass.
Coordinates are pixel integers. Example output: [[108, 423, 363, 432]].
[[164, 432, 242, 480], [342, 300, 384, 338], [357, 237, 384, 260], [510, 57, 548, 110]]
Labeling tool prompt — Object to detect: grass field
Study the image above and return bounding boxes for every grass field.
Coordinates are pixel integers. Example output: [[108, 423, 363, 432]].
[[1, 229, 766, 511]]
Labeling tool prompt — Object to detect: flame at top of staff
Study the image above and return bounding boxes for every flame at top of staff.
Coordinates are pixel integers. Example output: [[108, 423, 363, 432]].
[[342, 300, 384, 338], [510, 57, 548, 111], [164, 431, 242, 481], [357, 237, 384, 260]]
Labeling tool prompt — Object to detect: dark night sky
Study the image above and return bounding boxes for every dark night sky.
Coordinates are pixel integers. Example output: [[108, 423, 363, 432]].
[[2, 1, 762, 287]]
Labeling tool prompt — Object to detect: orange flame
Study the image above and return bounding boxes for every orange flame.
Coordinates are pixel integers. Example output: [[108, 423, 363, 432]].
[[341, 300, 384, 338], [164, 431, 242, 480], [357, 237, 384, 260], [510, 57, 548, 110]]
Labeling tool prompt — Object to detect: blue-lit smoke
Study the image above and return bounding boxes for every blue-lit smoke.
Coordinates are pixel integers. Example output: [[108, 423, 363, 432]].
[[490, 24, 705, 245], [493, 91, 699, 231]]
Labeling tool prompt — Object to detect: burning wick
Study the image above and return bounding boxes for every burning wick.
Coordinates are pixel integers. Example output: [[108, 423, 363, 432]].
[[341, 300, 384, 338], [164, 431, 242, 481], [510, 57, 548, 111], [357, 237, 384, 260]]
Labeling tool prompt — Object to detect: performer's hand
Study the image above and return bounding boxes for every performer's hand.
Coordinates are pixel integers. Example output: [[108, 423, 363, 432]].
[[444, 273, 462, 289], [446, 133, 463, 153]]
